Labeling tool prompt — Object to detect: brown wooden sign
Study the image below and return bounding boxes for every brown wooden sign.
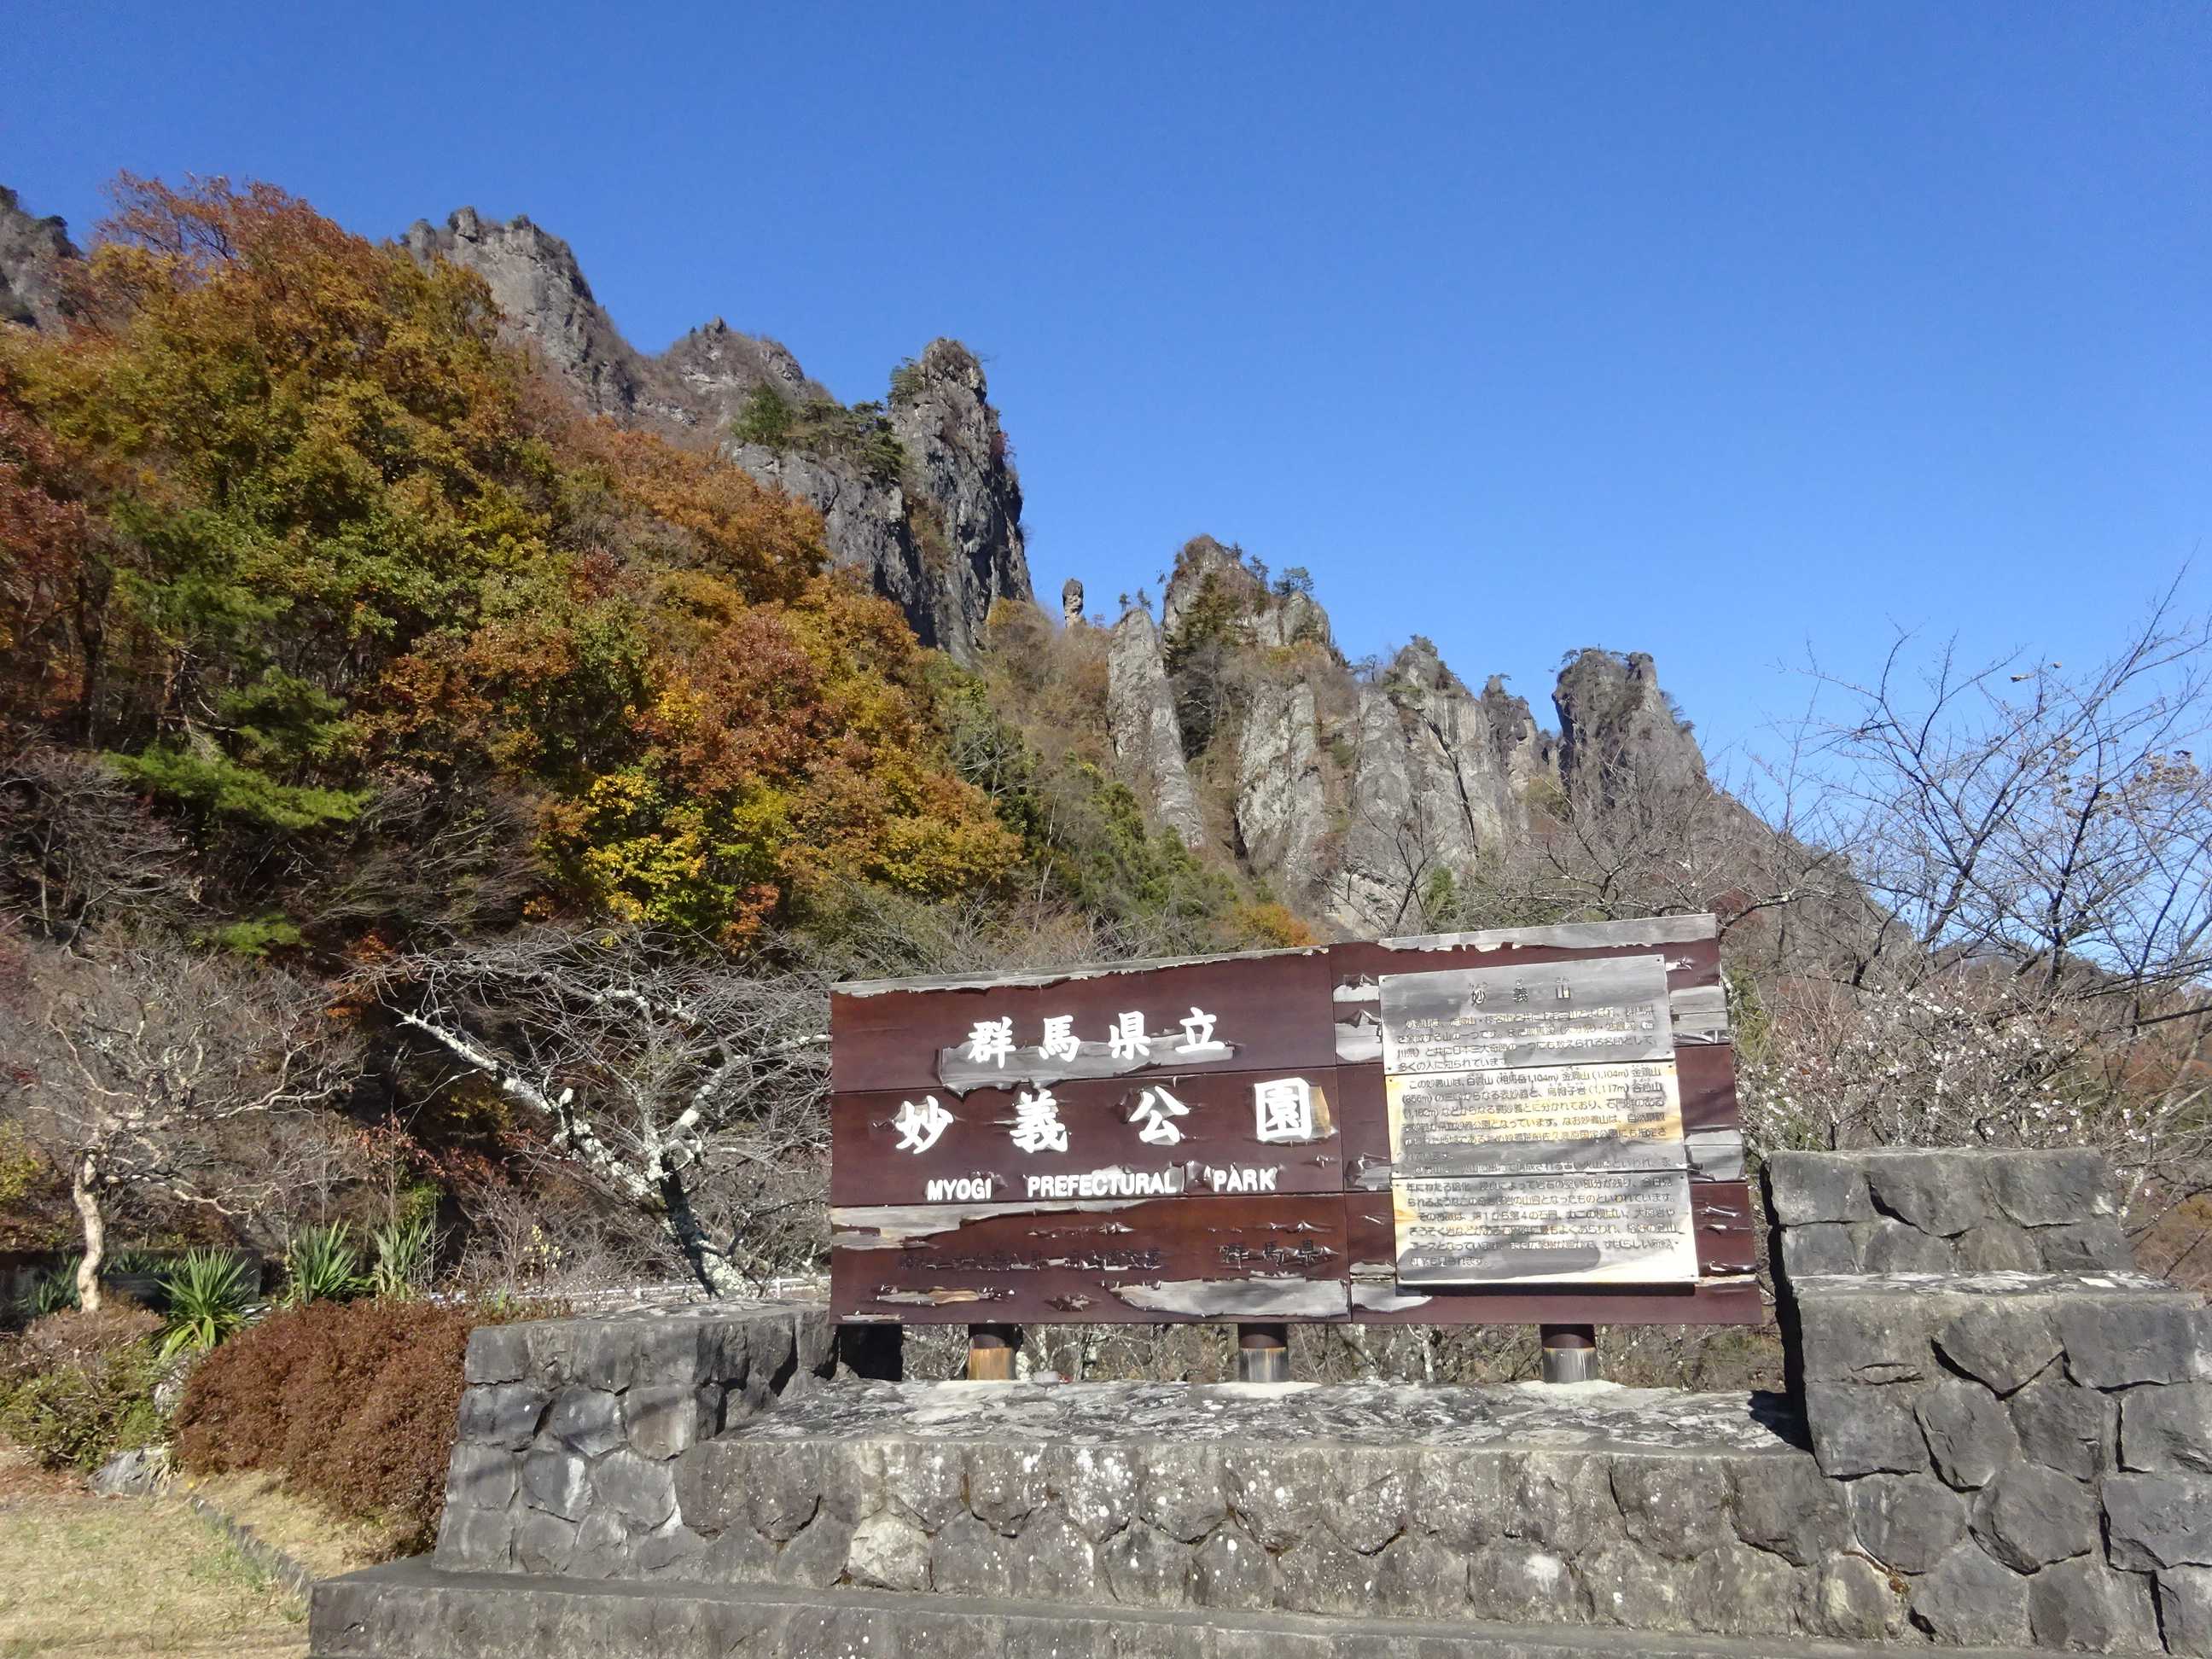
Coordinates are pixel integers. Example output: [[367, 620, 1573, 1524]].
[[829, 915, 1759, 1326]]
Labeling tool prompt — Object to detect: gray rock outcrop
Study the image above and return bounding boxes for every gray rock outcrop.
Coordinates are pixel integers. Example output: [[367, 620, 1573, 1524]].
[[403, 210, 1029, 658], [1106, 606, 1206, 851], [1062, 579, 1084, 627], [1138, 536, 1753, 936], [1330, 642, 1558, 934], [1235, 675, 1330, 904], [884, 340, 1032, 659], [1161, 536, 1329, 653], [1556, 647, 1706, 800], [0, 185, 79, 332]]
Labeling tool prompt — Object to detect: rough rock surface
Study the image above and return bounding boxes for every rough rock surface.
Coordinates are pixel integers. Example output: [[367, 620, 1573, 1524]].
[[1106, 533, 1784, 935], [402, 210, 1029, 657], [0, 185, 79, 332], [1554, 647, 1706, 799], [882, 339, 1033, 658], [348, 1153, 2205, 1656], [1335, 643, 1556, 933], [1235, 676, 1330, 902], [1107, 606, 1207, 850], [1767, 1146, 2205, 1656]]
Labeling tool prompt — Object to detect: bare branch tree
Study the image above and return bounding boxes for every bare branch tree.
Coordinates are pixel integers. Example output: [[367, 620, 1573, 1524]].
[[0, 928, 362, 1309], [1745, 583, 2212, 1217], [365, 928, 830, 1295]]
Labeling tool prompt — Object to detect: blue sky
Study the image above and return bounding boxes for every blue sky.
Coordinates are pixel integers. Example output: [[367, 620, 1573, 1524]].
[[9, 3, 2207, 773]]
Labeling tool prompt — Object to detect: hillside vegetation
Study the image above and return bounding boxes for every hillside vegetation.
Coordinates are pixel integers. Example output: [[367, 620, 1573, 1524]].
[[1, 176, 2209, 1355]]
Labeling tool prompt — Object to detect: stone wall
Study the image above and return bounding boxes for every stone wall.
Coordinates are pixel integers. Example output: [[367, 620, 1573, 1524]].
[[432, 1301, 836, 1580], [1770, 1148, 2135, 1278], [318, 1150, 2212, 1657], [1770, 1149, 2212, 1653]]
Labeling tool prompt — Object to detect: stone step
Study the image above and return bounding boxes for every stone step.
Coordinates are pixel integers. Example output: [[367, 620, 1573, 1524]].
[[311, 1559, 2103, 1659]]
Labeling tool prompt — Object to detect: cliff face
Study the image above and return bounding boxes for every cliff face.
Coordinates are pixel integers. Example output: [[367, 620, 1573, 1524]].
[[403, 209, 1029, 657], [1334, 643, 1559, 932], [1235, 675, 1330, 904], [1106, 606, 1206, 851], [1103, 538, 1724, 936], [0, 186, 79, 332], [1556, 646, 1707, 799]]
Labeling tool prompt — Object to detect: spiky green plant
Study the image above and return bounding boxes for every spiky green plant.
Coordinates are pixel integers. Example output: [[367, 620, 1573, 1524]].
[[278, 1223, 364, 1307], [156, 1250, 260, 1359], [368, 1214, 436, 1301], [28, 1255, 83, 1317]]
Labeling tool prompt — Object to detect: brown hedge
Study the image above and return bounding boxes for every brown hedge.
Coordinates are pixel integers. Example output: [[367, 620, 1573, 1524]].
[[174, 1299, 485, 1553]]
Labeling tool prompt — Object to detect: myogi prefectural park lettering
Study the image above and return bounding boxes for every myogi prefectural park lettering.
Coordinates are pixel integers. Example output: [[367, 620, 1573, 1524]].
[[829, 913, 1758, 1324]]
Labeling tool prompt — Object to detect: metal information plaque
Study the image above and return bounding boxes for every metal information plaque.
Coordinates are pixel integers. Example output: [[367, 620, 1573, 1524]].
[[1377, 954, 1698, 1286], [1385, 1061, 1685, 1176], [1378, 954, 1674, 1073], [1391, 1169, 1700, 1284]]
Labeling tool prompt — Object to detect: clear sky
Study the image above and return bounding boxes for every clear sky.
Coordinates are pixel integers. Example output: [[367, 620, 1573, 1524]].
[[9, 3, 2207, 773]]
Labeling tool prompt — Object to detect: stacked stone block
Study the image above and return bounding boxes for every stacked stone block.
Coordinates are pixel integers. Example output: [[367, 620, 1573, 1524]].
[[430, 1310, 1901, 1647], [654, 1399, 1839, 1639], [1771, 1149, 2209, 1654], [433, 1301, 837, 1580], [1771, 1148, 2135, 1278]]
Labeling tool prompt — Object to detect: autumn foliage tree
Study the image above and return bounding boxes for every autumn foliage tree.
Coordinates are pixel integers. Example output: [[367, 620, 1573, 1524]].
[[0, 175, 1015, 949]]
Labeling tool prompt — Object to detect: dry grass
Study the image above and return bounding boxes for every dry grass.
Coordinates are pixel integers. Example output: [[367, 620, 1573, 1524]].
[[178, 1470, 399, 1581], [0, 1445, 307, 1658]]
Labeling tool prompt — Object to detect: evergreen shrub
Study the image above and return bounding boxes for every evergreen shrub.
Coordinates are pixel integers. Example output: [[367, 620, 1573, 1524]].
[[0, 1307, 168, 1472]]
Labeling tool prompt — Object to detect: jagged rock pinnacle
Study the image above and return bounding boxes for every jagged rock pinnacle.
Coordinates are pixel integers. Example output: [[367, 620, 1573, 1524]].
[[404, 207, 1030, 659]]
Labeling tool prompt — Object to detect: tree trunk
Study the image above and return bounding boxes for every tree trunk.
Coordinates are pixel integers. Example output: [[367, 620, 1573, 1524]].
[[72, 1152, 105, 1314], [659, 1170, 744, 1298]]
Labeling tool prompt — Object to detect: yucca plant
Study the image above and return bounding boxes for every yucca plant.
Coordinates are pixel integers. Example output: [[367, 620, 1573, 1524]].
[[156, 1249, 260, 1359], [368, 1214, 436, 1300], [28, 1254, 83, 1317], [279, 1222, 364, 1307]]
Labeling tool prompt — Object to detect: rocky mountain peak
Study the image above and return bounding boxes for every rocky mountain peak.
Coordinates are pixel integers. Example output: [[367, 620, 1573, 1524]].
[[1555, 647, 1706, 796], [404, 207, 679, 427], [1101, 550, 1739, 935], [1384, 637, 1465, 701], [0, 185, 80, 332], [1161, 536, 1332, 656], [405, 207, 1031, 659], [899, 337, 988, 399], [1161, 536, 1263, 637]]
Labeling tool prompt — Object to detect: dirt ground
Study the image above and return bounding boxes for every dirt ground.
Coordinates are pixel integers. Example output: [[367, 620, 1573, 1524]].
[[0, 1445, 309, 1658]]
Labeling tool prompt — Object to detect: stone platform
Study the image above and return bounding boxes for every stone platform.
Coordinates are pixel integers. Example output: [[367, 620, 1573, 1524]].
[[315, 1557, 2081, 1657], [310, 1150, 2211, 1656]]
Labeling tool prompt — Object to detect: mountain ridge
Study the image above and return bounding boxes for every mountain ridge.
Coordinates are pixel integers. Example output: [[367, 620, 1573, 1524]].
[[396, 208, 1033, 661], [1, 182, 1737, 941]]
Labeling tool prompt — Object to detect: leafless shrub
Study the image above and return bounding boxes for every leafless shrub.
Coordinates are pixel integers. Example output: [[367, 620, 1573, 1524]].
[[0, 928, 363, 1309], [0, 741, 198, 941], [1748, 582, 2212, 1226], [281, 771, 538, 947], [451, 1165, 673, 1301]]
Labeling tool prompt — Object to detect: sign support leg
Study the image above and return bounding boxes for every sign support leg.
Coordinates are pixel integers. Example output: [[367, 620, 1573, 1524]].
[[837, 1323, 904, 1382], [1539, 1323, 1598, 1383], [966, 1323, 1019, 1380], [1234, 1321, 1290, 1382]]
